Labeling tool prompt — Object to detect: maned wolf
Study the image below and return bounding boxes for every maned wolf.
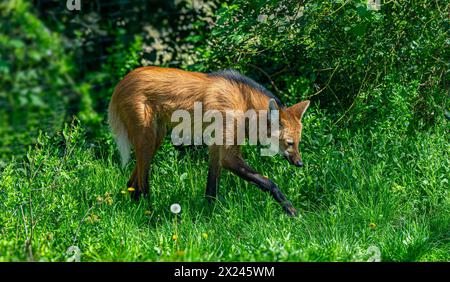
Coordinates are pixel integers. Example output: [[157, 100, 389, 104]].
[[108, 67, 310, 216]]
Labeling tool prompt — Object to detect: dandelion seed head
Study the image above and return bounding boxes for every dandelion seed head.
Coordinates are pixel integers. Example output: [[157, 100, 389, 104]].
[[170, 203, 181, 214]]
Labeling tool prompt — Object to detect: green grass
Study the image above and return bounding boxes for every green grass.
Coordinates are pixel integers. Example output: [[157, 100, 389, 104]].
[[0, 113, 448, 262]]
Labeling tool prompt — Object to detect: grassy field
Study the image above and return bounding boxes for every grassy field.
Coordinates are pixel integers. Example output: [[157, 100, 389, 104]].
[[1, 110, 448, 262]]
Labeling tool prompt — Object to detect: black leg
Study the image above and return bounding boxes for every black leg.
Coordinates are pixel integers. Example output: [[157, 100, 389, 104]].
[[222, 152, 297, 217], [205, 146, 221, 203]]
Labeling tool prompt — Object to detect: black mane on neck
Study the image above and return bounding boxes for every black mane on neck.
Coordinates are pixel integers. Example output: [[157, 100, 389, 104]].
[[208, 69, 284, 107]]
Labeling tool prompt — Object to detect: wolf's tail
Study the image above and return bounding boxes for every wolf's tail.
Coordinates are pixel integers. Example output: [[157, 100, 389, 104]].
[[108, 102, 130, 168]]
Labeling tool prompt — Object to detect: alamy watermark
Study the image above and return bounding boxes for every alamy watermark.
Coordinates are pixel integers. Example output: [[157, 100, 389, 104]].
[[170, 102, 280, 156], [366, 245, 381, 262], [66, 0, 81, 11]]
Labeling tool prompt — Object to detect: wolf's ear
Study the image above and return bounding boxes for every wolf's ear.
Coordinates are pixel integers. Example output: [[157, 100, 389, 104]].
[[289, 100, 310, 120], [267, 98, 279, 122]]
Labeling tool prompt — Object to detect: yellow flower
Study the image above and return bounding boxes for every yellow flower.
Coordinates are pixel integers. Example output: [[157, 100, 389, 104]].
[[172, 234, 178, 241], [104, 192, 113, 205], [46, 232, 54, 240], [202, 232, 208, 239], [175, 250, 185, 256], [144, 210, 151, 216], [96, 195, 104, 203], [127, 187, 135, 192], [369, 223, 377, 230], [87, 214, 100, 224], [120, 190, 127, 195], [105, 197, 113, 205]]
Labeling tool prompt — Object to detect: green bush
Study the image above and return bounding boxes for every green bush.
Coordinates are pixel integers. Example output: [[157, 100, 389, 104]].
[[197, 0, 448, 129], [0, 0, 76, 162]]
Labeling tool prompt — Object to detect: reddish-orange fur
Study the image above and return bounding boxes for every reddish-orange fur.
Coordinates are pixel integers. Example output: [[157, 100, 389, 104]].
[[108, 66, 310, 215]]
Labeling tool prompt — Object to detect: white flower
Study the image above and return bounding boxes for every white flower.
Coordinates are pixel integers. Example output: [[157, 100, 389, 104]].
[[170, 203, 181, 214], [257, 14, 268, 23]]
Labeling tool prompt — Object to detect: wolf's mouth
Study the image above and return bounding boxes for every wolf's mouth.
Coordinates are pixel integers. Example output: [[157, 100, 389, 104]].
[[284, 155, 303, 167]]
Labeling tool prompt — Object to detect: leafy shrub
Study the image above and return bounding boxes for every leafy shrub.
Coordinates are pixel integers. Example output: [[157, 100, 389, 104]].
[[0, 0, 76, 161], [197, 0, 448, 129]]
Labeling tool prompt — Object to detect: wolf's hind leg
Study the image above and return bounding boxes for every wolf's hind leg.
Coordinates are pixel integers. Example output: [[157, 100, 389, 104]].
[[127, 105, 166, 201]]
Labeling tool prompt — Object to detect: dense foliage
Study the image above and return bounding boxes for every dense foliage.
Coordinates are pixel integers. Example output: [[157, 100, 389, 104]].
[[198, 0, 448, 130], [0, 0, 76, 160]]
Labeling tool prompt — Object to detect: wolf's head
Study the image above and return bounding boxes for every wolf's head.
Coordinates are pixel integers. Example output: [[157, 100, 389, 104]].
[[268, 99, 310, 167]]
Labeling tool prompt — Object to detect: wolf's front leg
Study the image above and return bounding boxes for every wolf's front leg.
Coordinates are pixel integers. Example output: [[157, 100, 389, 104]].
[[221, 147, 298, 217], [205, 145, 222, 203]]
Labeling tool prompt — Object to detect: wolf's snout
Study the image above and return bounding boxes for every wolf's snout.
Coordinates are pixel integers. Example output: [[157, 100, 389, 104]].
[[285, 155, 303, 167]]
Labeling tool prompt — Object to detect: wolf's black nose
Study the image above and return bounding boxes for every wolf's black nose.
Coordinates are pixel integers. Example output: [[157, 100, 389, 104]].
[[295, 161, 303, 167]]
